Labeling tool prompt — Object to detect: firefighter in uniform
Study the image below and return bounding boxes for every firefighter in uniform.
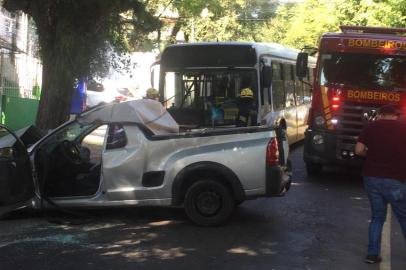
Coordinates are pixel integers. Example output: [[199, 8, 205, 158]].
[[145, 88, 160, 101], [236, 87, 256, 127]]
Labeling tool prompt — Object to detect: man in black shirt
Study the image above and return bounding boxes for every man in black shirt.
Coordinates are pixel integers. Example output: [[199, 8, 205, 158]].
[[355, 104, 406, 264]]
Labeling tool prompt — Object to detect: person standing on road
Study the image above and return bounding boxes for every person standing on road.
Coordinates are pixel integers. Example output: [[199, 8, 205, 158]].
[[355, 104, 406, 264]]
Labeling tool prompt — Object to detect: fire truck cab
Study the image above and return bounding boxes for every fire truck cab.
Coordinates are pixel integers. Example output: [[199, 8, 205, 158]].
[[297, 25, 406, 175]]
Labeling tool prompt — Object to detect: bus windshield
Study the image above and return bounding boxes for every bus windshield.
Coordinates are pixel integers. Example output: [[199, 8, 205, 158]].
[[319, 53, 406, 91], [163, 69, 257, 127]]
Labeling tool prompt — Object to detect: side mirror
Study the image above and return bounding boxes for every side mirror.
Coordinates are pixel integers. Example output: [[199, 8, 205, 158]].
[[296, 52, 308, 78], [0, 147, 14, 159], [261, 65, 272, 88]]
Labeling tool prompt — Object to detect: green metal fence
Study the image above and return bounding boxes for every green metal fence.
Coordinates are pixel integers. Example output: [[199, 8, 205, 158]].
[[0, 54, 42, 131]]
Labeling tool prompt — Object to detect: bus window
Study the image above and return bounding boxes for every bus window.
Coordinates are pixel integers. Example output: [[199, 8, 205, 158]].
[[260, 57, 272, 106], [164, 72, 181, 108], [295, 72, 305, 105], [308, 67, 313, 82], [271, 61, 285, 111], [303, 68, 313, 103], [284, 64, 295, 108]]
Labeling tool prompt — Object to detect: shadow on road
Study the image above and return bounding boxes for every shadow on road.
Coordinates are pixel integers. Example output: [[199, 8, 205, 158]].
[[0, 204, 306, 270], [306, 165, 363, 186]]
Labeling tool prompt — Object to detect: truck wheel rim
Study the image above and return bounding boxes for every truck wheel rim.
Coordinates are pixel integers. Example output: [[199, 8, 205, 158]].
[[195, 191, 221, 216]]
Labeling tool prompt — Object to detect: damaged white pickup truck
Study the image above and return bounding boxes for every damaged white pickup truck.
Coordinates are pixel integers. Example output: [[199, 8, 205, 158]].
[[0, 99, 291, 226]]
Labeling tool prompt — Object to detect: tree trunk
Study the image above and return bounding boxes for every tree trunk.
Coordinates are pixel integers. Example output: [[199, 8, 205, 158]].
[[36, 54, 74, 130], [169, 20, 183, 44]]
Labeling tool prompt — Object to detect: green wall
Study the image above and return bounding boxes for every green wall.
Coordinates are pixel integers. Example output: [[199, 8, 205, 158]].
[[1, 95, 39, 131]]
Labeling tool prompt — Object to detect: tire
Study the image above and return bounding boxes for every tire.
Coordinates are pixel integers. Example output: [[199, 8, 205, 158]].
[[235, 200, 244, 206], [184, 180, 234, 226], [306, 162, 322, 176]]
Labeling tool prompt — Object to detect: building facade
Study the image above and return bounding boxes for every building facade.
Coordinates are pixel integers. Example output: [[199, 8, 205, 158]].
[[0, 6, 42, 98], [0, 5, 42, 129]]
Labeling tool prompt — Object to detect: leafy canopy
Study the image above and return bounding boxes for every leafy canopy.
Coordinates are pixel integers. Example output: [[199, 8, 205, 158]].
[[258, 0, 406, 49], [4, 0, 160, 78], [3, 0, 160, 129]]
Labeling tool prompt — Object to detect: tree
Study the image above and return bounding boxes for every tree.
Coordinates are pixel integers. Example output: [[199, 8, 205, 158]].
[[256, 2, 296, 44], [184, 0, 244, 42], [234, 0, 278, 41], [3, 0, 160, 130], [146, 0, 278, 47], [259, 0, 406, 50]]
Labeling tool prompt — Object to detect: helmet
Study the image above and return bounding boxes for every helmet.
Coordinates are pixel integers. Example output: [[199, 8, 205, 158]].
[[146, 88, 159, 99], [240, 88, 253, 98]]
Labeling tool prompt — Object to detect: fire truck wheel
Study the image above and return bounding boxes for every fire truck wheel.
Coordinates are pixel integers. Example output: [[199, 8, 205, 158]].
[[305, 162, 322, 175]]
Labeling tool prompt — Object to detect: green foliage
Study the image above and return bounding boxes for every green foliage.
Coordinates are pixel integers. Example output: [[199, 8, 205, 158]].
[[32, 85, 41, 100], [259, 0, 406, 49], [182, 0, 242, 42], [147, 0, 278, 44], [3, 0, 160, 129], [3, 0, 160, 79]]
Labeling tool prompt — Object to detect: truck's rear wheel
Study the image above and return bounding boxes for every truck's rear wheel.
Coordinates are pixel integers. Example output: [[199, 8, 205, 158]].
[[306, 162, 322, 175], [184, 180, 234, 226]]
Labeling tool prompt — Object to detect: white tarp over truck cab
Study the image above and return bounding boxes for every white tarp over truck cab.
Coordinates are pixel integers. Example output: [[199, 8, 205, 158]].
[[76, 99, 179, 135]]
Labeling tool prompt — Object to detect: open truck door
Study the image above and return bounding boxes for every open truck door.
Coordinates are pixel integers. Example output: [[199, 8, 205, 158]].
[[0, 124, 35, 216]]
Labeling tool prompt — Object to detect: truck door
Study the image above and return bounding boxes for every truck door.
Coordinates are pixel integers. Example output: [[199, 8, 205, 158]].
[[0, 124, 34, 216]]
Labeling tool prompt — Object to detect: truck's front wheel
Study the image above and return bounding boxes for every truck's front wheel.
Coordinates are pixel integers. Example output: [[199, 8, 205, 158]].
[[305, 162, 322, 175], [184, 180, 234, 226]]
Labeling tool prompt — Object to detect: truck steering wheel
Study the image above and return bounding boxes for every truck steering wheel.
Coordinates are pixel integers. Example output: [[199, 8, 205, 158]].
[[60, 140, 83, 165]]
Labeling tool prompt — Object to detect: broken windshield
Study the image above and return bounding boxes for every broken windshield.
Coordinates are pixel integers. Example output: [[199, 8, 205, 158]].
[[163, 69, 258, 126], [39, 121, 94, 151]]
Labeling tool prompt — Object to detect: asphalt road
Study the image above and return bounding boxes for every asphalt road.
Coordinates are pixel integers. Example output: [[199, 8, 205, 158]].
[[0, 145, 405, 270]]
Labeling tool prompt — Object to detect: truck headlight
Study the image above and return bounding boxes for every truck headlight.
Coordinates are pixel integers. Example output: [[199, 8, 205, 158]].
[[314, 116, 325, 127], [313, 134, 324, 145]]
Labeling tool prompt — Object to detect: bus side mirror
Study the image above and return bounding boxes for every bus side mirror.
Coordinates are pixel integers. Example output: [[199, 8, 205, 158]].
[[261, 65, 272, 88], [296, 52, 308, 78]]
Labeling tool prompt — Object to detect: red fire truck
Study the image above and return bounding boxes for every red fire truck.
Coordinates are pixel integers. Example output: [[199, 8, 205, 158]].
[[296, 25, 406, 175]]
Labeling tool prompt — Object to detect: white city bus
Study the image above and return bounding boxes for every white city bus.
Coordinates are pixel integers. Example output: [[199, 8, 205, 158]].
[[151, 42, 316, 144]]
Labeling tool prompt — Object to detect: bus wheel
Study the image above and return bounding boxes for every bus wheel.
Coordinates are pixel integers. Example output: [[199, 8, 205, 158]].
[[306, 162, 322, 175]]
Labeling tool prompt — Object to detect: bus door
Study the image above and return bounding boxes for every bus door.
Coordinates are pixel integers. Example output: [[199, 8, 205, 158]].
[[282, 63, 299, 143], [294, 68, 312, 141]]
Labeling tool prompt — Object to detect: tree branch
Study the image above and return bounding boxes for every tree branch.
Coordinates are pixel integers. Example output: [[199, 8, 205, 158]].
[[3, 0, 31, 14]]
